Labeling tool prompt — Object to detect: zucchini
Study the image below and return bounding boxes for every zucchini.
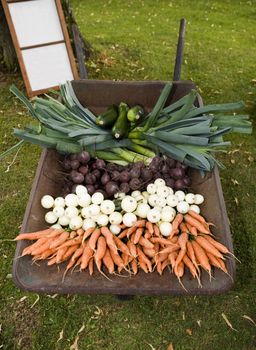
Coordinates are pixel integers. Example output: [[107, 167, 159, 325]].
[[112, 102, 129, 139], [127, 105, 144, 122], [96, 105, 118, 128]]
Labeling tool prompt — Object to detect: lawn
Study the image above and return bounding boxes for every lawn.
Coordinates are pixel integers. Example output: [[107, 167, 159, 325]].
[[0, 1, 256, 349]]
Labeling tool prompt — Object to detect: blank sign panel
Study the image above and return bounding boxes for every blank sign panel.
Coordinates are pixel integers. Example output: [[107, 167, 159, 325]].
[[22, 43, 74, 91], [9, 0, 64, 47]]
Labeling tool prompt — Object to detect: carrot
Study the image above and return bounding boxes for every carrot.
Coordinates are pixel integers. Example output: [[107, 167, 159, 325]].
[[47, 256, 57, 266], [62, 244, 80, 261], [156, 261, 162, 275], [144, 230, 151, 240], [119, 223, 127, 229], [62, 258, 77, 282], [168, 251, 178, 270], [206, 252, 229, 274], [150, 237, 177, 246], [76, 228, 84, 236], [95, 236, 107, 262], [49, 231, 70, 249], [46, 229, 65, 239], [133, 227, 144, 244], [127, 240, 137, 259], [71, 246, 84, 262], [130, 259, 138, 275], [203, 235, 230, 254], [161, 259, 170, 272], [109, 248, 126, 270], [184, 214, 211, 234], [31, 238, 55, 256], [142, 247, 156, 258], [39, 248, 56, 260], [187, 241, 200, 273], [82, 227, 95, 244], [57, 236, 83, 250], [153, 224, 160, 237], [70, 231, 77, 239], [174, 261, 187, 291], [191, 240, 212, 278], [127, 220, 146, 237], [138, 236, 154, 249], [88, 258, 94, 275], [118, 253, 130, 273], [102, 248, 115, 274], [139, 260, 149, 273], [155, 252, 169, 264], [179, 222, 189, 233], [158, 244, 180, 255], [170, 236, 179, 244], [88, 228, 101, 251], [22, 237, 48, 256], [172, 213, 184, 230], [196, 236, 224, 259], [146, 222, 154, 235], [188, 210, 206, 224], [117, 228, 129, 239], [113, 236, 131, 256], [56, 246, 68, 263], [15, 228, 54, 241], [178, 232, 189, 251], [80, 245, 94, 270], [101, 227, 118, 254], [137, 247, 152, 272], [183, 254, 202, 287]]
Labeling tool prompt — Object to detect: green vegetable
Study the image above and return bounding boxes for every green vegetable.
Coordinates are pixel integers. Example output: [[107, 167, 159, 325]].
[[96, 105, 118, 128], [112, 102, 129, 139], [127, 105, 144, 122]]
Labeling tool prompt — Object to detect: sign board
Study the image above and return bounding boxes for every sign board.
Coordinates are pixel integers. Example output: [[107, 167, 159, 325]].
[[2, 0, 79, 97]]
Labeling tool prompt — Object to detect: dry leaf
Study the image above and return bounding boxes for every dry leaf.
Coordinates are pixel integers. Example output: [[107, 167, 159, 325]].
[[186, 329, 192, 336], [182, 312, 185, 321], [57, 330, 64, 343], [234, 197, 239, 206], [167, 343, 174, 350], [18, 296, 27, 302], [242, 315, 256, 326], [248, 156, 254, 163], [221, 313, 238, 331], [70, 336, 79, 350], [146, 343, 156, 350], [231, 178, 239, 185], [197, 320, 202, 327], [230, 159, 235, 164], [30, 294, 40, 308], [78, 323, 85, 334]]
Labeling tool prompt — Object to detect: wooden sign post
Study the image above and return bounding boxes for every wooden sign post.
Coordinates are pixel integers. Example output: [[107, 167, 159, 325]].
[[1, 0, 79, 97]]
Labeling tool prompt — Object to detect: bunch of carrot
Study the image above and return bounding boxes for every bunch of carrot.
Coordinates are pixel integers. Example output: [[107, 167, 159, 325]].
[[15, 210, 233, 288]]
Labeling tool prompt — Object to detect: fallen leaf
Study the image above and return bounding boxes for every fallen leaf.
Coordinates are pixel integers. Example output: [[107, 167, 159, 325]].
[[182, 312, 185, 321], [197, 320, 202, 327], [167, 343, 174, 350], [231, 178, 239, 185], [221, 313, 238, 331], [186, 328, 192, 336], [18, 296, 27, 302], [146, 343, 156, 350], [70, 336, 79, 350], [78, 323, 85, 334], [242, 315, 256, 326], [57, 329, 64, 343], [230, 159, 235, 164], [30, 294, 40, 308], [234, 197, 239, 206], [248, 156, 254, 163]]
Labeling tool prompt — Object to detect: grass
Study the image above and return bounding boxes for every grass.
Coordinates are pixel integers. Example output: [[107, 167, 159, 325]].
[[0, 0, 256, 349]]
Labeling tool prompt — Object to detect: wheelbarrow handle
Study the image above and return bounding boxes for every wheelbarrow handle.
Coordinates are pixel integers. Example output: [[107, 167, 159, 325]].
[[173, 18, 186, 81]]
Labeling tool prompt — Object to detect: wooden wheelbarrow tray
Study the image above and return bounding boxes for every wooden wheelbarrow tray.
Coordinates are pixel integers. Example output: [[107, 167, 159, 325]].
[[12, 79, 235, 296]]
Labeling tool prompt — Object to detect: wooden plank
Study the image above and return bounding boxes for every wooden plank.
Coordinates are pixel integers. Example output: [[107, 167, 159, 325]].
[[72, 23, 87, 79]]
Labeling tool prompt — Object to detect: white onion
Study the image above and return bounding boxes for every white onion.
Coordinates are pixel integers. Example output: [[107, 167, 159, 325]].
[[136, 203, 151, 218], [91, 192, 104, 205], [58, 216, 70, 226], [159, 222, 173, 237], [156, 186, 170, 198], [175, 190, 186, 202], [121, 196, 137, 213], [166, 194, 179, 207], [45, 211, 57, 224], [77, 193, 91, 207], [96, 214, 109, 226], [156, 197, 167, 208], [154, 178, 166, 187], [53, 206, 65, 218], [147, 208, 161, 223], [82, 219, 96, 230], [69, 216, 83, 230], [194, 194, 204, 205], [100, 200, 115, 215], [189, 204, 200, 214], [148, 194, 158, 207], [54, 197, 65, 207], [147, 183, 157, 194], [65, 193, 79, 207], [109, 224, 121, 235], [88, 204, 100, 217], [75, 185, 88, 196], [41, 195, 55, 209], [161, 207, 176, 222], [65, 206, 79, 219], [177, 201, 190, 214], [122, 212, 137, 227], [109, 212, 123, 225], [185, 193, 195, 204], [131, 190, 141, 198]]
